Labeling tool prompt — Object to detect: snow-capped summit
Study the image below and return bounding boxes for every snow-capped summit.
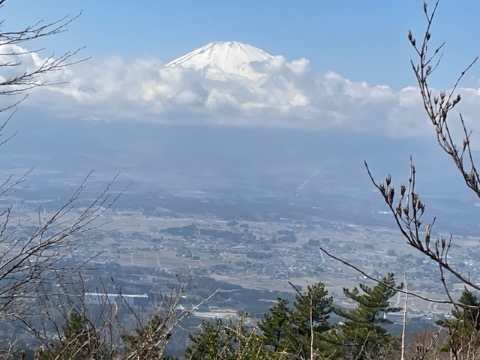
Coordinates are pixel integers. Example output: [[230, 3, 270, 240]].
[[166, 41, 274, 79]]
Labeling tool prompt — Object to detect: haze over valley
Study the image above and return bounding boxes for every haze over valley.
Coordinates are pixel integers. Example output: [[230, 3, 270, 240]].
[[3, 1, 480, 355], [3, 40, 480, 319]]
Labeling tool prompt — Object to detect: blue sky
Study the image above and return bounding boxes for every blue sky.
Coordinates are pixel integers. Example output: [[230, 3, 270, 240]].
[[3, 1, 479, 89], [1, 0, 480, 138]]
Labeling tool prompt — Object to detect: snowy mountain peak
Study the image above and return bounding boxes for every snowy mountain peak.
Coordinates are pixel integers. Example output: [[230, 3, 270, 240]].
[[166, 41, 274, 78]]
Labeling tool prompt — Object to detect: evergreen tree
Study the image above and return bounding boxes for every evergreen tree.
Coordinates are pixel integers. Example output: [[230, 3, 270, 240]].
[[185, 319, 233, 359], [258, 297, 291, 353], [333, 273, 401, 359], [121, 314, 171, 360], [40, 311, 109, 360], [259, 282, 335, 359], [437, 289, 480, 356], [185, 316, 268, 360], [289, 282, 335, 358]]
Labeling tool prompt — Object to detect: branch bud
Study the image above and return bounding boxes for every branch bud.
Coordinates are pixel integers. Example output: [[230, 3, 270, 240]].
[[396, 204, 402, 217], [386, 174, 392, 186], [412, 193, 418, 207], [388, 187, 395, 205], [408, 30, 416, 46], [379, 183, 386, 195]]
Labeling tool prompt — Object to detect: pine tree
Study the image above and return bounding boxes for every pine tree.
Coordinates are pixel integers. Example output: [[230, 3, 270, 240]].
[[437, 289, 480, 357], [121, 314, 171, 360], [185, 316, 268, 360], [40, 311, 109, 360], [289, 282, 335, 358], [185, 319, 231, 359], [258, 297, 291, 353], [259, 282, 335, 359], [333, 273, 401, 359]]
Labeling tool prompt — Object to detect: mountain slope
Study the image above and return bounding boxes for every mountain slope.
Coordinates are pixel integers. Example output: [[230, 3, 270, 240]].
[[166, 41, 274, 79]]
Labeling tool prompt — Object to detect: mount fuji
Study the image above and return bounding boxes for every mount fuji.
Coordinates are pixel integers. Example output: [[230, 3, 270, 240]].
[[157, 41, 312, 115], [20, 39, 442, 138], [166, 41, 276, 80]]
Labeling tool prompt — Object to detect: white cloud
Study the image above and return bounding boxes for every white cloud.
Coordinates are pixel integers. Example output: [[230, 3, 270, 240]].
[[5, 43, 480, 141]]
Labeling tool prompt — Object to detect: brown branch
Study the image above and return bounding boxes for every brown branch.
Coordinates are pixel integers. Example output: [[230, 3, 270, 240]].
[[319, 246, 461, 306], [365, 159, 480, 295], [0, 10, 88, 112]]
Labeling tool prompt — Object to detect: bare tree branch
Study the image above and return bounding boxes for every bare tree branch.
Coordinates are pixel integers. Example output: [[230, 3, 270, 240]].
[[319, 246, 454, 306], [409, 0, 479, 198]]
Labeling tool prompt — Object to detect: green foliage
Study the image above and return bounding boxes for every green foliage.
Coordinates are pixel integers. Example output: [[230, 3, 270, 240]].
[[185, 278, 405, 359], [40, 311, 108, 360], [121, 314, 171, 360], [437, 289, 480, 356], [186, 282, 335, 359], [284, 282, 335, 358], [259, 297, 291, 353], [31, 277, 408, 359], [332, 273, 402, 359], [185, 316, 268, 360]]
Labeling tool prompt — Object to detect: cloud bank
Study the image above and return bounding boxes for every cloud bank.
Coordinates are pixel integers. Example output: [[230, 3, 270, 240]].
[[4, 42, 480, 139]]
